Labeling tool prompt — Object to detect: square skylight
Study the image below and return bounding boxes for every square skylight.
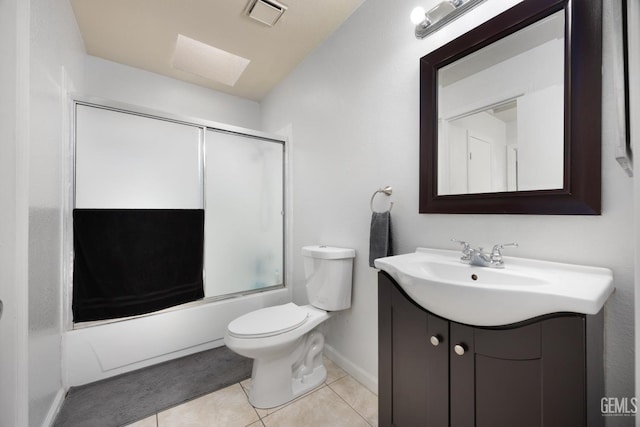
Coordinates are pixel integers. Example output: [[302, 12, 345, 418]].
[[171, 34, 250, 87]]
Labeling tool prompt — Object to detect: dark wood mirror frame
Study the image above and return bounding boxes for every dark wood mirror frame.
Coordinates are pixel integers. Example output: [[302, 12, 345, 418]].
[[419, 0, 602, 214]]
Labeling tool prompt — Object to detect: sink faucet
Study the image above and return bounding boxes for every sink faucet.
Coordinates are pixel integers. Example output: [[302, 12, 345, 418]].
[[452, 240, 518, 268], [469, 247, 492, 267]]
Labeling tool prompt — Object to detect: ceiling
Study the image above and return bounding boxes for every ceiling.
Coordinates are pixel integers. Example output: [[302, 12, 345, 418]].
[[70, 0, 365, 101]]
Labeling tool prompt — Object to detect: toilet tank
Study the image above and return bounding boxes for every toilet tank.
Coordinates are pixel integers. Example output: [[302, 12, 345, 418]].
[[301, 246, 355, 311]]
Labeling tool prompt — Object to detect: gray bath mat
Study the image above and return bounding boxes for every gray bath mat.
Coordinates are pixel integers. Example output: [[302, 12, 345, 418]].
[[53, 346, 252, 427]]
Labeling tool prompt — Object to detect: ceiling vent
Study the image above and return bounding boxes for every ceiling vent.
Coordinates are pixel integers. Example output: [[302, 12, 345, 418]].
[[245, 0, 287, 27]]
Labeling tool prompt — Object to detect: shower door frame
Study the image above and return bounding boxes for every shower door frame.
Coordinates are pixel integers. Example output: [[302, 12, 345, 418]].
[[65, 95, 289, 330]]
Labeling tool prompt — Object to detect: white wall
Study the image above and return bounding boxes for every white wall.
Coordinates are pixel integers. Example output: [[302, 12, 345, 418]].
[[261, 0, 635, 411], [28, 0, 86, 425], [0, 0, 29, 425], [83, 56, 261, 130]]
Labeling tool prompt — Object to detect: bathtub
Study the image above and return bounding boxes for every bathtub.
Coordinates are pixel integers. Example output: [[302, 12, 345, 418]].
[[63, 288, 289, 386]]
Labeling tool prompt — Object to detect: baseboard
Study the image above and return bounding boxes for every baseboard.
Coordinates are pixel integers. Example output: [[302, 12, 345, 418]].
[[42, 388, 66, 427], [323, 344, 378, 395]]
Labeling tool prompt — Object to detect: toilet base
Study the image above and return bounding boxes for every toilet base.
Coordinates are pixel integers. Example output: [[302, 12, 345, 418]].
[[249, 362, 327, 409], [292, 364, 326, 399], [248, 330, 327, 409]]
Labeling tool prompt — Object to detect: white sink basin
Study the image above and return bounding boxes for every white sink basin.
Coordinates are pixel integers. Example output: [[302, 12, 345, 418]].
[[374, 247, 614, 326]]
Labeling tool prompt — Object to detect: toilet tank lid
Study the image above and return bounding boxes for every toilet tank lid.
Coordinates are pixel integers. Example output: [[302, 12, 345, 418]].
[[301, 246, 355, 259]]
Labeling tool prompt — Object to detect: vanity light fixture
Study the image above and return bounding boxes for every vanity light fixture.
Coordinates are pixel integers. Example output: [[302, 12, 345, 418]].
[[411, 0, 487, 39]]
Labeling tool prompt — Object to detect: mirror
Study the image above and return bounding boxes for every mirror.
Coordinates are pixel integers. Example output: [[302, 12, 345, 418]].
[[438, 11, 564, 195], [419, 0, 602, 214]]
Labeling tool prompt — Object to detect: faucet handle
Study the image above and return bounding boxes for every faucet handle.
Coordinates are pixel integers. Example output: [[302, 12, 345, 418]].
[[451, 239, 471, 251], [490, 243, 518, 263], [451, 239, 472, 262]]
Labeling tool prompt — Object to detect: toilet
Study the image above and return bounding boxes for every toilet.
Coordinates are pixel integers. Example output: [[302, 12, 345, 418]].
[[224, 245, 355, 409]]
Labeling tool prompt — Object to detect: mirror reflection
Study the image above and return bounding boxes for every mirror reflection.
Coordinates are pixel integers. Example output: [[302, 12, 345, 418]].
[[437, 10, 565, 195]]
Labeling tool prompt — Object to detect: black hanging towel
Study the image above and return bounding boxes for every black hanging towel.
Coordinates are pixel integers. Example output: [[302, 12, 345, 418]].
[[73, 209, 205, 322]]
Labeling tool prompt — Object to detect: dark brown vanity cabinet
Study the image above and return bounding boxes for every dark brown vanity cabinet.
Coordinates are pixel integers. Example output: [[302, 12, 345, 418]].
[[378, 272, 604, 427]]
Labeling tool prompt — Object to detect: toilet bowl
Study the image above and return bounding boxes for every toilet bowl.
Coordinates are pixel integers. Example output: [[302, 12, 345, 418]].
[[224, 245, 355, 409], [224, 303, 330, 408]]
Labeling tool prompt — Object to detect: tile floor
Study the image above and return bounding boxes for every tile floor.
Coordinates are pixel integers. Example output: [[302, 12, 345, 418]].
[[124, 357, 378, 427]]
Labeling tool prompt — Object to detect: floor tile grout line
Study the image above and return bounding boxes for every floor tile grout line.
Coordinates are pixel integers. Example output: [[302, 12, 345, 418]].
[[325, 373, 348, 385], [250, 381, 330, 421], [239, 381, 263, 423], [324, 364, 349, 385], [257, 381, 366, 426], [245, 418, 266, 427], [326, 381, 375, 427], [243, 368, 356, 422], [328, 386, 374, 427]]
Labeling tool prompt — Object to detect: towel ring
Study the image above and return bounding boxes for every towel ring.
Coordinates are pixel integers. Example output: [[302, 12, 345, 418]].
[[370, 186, 393, 213]]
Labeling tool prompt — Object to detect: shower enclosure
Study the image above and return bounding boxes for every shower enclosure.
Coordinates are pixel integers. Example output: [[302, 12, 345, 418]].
[[204, 129, 284, 299], [65, 98, 288, 385]]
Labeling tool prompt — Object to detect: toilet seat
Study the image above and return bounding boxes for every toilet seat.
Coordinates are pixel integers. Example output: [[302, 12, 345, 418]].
[[228, 303, 309, 338]]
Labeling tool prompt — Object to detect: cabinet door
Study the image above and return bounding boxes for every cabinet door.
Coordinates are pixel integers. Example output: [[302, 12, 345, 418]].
[[379, 273, 448, 427], [450, 316, 585, 427]]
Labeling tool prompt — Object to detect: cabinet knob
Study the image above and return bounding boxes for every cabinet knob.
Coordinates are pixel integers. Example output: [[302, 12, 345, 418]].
[[454, 344, 466, 356], [430, 335, 441, 346]]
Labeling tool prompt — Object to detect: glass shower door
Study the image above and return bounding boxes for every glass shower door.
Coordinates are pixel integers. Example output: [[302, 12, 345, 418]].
[[204, 130, 284, 298]]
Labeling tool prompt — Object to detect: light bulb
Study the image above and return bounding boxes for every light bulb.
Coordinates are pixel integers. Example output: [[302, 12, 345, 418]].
[[410, 6, 427, 25]]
